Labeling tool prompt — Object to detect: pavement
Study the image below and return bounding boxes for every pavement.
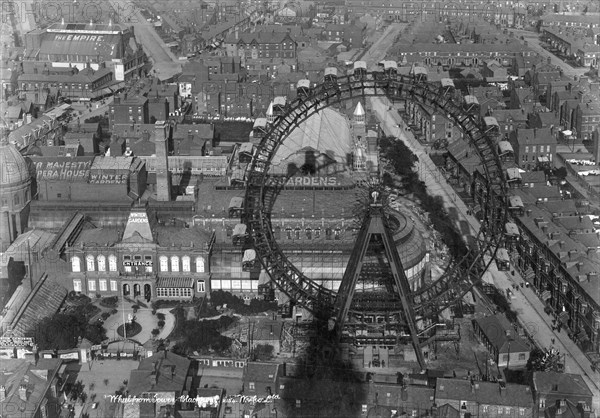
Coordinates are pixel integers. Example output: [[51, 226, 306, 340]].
[[512, 29, 590, 79], [107, 0, 181, 72], [361, 23, 405, 66], [102, 302, 175, 344], [71, 96, 113, 120], [73, 358, 139, 418], [371, 99, 600, 411]]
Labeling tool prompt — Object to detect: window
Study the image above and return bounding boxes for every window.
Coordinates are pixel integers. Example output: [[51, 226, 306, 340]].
[[280, 384, 285, 390], [99, 279, 107, 291], [506, 407, 512, 415], [123, 255, 132, 272], [86, 255, 95, 271], [160, 256, 169, 272], [518, 353, 526, 360], [197, 280, 205, 292], [249, 382, 255, 390], [110, 280, 117, 291], [519, 408, 526, 416], [170, 256, 180, 272], [145, 255, 153, 272], [73, 279, 82, 292], [460, 401, 467, 410], [196, 257, 205, 273], [362, 405, 368, 414], [88, 280, 96, 291], [532, 146, 536, 153], [296, 400, 301, 408], [482, 405, 489, 412], [525, 146, 529, 153], [71, 257, 81, 272], [109, 255, 117, 271], [502, 354, 509, 362], [97, 255, 106, 272], [182, 256, 191, 272]]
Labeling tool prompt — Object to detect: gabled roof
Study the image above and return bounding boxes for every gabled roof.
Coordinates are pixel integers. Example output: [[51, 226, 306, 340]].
[[473, 314, 530, 353], [436, 378, 533, 407], [533, 372, 593, 398], [513, 127, 556, 146], [128, 351, 192, 395]]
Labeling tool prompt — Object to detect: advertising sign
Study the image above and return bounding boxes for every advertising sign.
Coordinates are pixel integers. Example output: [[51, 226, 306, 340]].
[[266, 176, 341, 188], [0, 336, 34, 347], [89, 173, 128, 184], [34, 158, 92, 182]]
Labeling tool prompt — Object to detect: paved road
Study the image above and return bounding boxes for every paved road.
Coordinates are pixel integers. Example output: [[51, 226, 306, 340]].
[[108, 0, 179, 64], [362, 23, 405, 67], [512, 29, 589, 79], [371, 100, 600, 410]]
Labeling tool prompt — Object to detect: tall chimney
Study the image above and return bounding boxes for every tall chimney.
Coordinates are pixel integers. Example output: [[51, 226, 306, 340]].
[[154, 121, 171, 201]]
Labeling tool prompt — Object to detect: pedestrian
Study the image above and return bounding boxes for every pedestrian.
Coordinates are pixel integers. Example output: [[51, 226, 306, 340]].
[[551, 338, 555, 345]]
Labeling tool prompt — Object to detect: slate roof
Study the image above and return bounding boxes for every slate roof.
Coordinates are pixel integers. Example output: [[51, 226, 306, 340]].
[[473, 314, 530, 354], [532, 372, 593, 397], [128, 351, 192, 396], [435, 378, 533, 407]]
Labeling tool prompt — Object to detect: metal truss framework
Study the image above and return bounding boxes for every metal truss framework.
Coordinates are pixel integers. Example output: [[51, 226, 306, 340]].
[[243, 72, 508, 323]]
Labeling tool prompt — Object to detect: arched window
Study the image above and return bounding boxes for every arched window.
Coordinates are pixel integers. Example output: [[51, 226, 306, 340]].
[[71, 256, 81, 273], [86, 255, 95, 271], [97, 255, 106, 272], [196, 256, 205, 273], [160, 256, 169, 272], [171, 256, 180, 272], [108, 255, 117, 271], [182, 256, 191, 272]]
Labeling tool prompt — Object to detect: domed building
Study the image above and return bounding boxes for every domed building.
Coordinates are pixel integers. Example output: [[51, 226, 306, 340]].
[[0, 131, 31, 251]]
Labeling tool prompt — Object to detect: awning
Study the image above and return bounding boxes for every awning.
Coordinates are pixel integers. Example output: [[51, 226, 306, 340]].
[[558, 311, 569, 323], [243, 249, 257, 263], [253, 118, 267, 129], [577, 329, 590, 342], [508, 196, 523, 208], [506, 168, 522, 181], [229, 196, 244, 209], [525, 269, 535, 281], [482, 271, 494, 285], [498, 141, 513, 154], [505, 222, 520, 235], [156, 277, 195, 288], [496, 248, 510, 262], [233, 223, 247, 236], [239, 143, 254, 154], [541, 290, 551, 301]]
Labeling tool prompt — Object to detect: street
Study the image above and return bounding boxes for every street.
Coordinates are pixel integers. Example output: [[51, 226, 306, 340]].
[[371, 101, 600, 410], [512, 29, 590, 79], [362, 23, 406, 66], [107, 0, 181, 74]]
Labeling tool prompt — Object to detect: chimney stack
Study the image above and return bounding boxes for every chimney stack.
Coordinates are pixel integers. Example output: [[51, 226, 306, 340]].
[[18, 384, 27, 401]]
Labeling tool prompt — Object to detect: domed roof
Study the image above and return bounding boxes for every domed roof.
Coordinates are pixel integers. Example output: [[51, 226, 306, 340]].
[[0, 137, 30, 187]]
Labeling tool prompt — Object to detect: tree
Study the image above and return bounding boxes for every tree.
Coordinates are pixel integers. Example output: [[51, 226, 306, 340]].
[[31, 307, 106, 350], [527, 348, 564, 372], [252, 344, 274, 361]]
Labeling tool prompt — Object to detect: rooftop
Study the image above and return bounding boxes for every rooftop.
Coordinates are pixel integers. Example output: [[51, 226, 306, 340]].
[[436, 378, 533, 407]]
